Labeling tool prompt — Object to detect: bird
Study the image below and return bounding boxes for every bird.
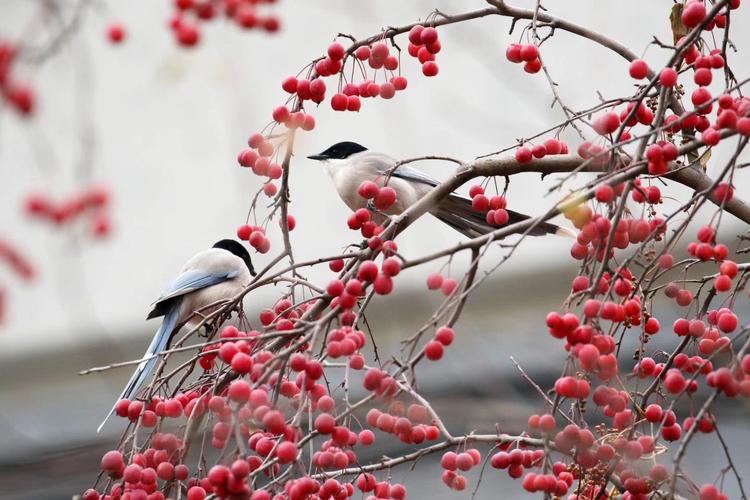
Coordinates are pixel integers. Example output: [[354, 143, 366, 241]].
[[98, 239, 256, 432], [307, 141, 572, 238]]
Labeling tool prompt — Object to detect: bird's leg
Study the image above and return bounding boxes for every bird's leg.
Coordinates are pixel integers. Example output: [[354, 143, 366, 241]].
[[200, 324, 212, 338], [191, 311, 212, 338], [365, 200, 393, 223]]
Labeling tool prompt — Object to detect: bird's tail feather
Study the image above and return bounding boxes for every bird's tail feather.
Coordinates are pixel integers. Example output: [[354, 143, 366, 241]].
[[431, 194, 570, 239], [97, 303, 181, 433]]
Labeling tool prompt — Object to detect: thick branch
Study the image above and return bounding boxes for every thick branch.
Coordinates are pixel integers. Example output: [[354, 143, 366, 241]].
[[390, 151, 750, 245]]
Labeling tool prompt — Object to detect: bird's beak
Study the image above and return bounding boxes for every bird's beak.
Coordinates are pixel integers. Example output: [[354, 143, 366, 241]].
[[307, 154, 327, 161]]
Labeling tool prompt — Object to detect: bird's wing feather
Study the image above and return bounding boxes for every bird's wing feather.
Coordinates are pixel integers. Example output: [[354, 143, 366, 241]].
[[432, 193, 564, 238], [389, 165, 438, 187], [98, 302, 182, 432], [357, 152, 439, 187], [154, 269, 238, 304], [147, 269, 238, 319]]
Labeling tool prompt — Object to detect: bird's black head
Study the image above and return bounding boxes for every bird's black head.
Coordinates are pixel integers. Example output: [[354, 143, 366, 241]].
[[307, 141, 368, 161], [213, 239, 256, 276]]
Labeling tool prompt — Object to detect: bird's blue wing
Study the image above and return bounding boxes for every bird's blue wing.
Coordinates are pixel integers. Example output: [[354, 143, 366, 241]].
[[99, 269, 238, 432], [390, 165, 438, 187], [156, 269, 239, 303], [98, 302, 182, 432]]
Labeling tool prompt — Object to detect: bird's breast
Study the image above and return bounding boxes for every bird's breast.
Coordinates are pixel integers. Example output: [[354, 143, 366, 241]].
[[325, 163, 426, 217], [179, 277, 248, 326]]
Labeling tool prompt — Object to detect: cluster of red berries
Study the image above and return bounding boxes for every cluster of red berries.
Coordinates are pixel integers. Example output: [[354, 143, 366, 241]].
[[0, 41, 34, 116], [328, 41, 409, 112], [567, 205, 666, 262], [554, 375, 591, 399], [631, 178, 662, 204], [425, 272, 458, 296], [282, 40, 407, 117], [237, 133, 284, 178], [467, 185, 510, 226], [341, 181, 398, 237], [324, 325, 366, 359], [706, 351, 750, 397], [698, 484, 730, 500], [237, 133, 284, 184], [236, 224, 272, 254], [357, 181, 397, 211], [514, 137, 569, 164], [25, 186, 112, 238], [522, 471, 572, 496], [353, 473, 407, 499], [327, 258, 399, 301], [423, 325, 454, 361], [311, 418, 365, 469], [365, 404, 440, 445], [643, 140, 680, 175], [490, 447, 545, 483], [361, 367, 397, 399], [505, 43, 542, 73], [245, 24, 449, 160], [167, 0, 281, 48], [93, 435, 191, 499], [639, 42, 750, 147], [440, 448, 482, 491], [684, 225, 730, 263], [406, 25, 441, 77], [595, 102, 655, 139], [680, 0, 736, 29], [346, 207, 384, 238], [257, 297, 318, 331]]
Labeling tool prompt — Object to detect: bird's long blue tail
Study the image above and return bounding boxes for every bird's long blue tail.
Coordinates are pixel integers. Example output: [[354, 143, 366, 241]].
[[97, 302, 181, 432]]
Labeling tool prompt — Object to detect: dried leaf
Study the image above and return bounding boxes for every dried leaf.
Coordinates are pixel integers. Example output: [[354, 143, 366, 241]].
[[670, 3, 689, 44], [698, 147, 712, 172]]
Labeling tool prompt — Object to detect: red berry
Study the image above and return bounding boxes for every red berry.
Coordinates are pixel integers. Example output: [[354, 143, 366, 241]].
[[107, 23, 126, 44], [520, 44, 539, 62], [276, 441, 298, 464], [435, 326, 455, 346], [327, 42, 345, 61], [422, 61, 439, 77], [176, 22, 200, 47], [427, 273, 443, 290], [424, 340, 444, 360], [420, 27, 438, 44], [101, 450, 125, 474], [682, 1, 707, 27], [595, 185, 615, 203], [524, 58, 542, 73], [373, 274, 393, 295], [228, 380, 251, 402], [629, 59, 649, 79], [357, 261, 379, 282], [506, 44, 522, 63], [694, 67, 713, 86], [230, 352, 253, 374], [408, 25, 425, 45], [515, 146, 533, 163], [375, 187, 397, 210]]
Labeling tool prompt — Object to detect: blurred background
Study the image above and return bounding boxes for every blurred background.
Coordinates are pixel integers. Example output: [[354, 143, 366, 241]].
[[1, 0, 749, 498]]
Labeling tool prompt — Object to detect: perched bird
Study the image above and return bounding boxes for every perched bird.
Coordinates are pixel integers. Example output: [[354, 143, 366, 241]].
[[308, 141, 571, 238], [98, 239, 255, 431]]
